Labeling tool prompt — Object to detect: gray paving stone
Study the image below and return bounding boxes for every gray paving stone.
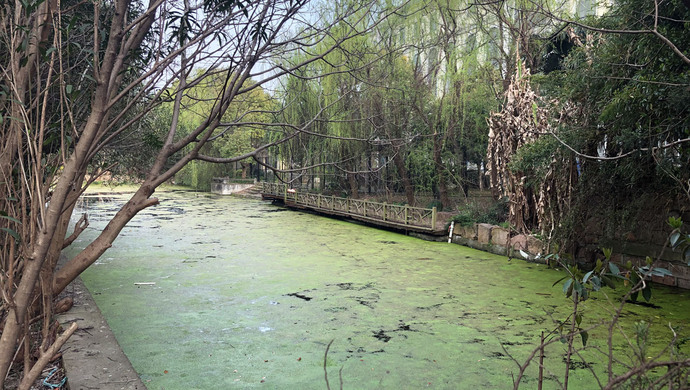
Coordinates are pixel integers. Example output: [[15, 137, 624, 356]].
[[57, 277, 146, 390]]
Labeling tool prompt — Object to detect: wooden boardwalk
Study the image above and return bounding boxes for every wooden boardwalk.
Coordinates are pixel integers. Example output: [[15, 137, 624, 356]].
[[260, 183, 446, 235]]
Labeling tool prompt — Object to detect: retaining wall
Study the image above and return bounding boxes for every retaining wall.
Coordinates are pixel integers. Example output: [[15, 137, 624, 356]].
[[449, 223, 690, 289]]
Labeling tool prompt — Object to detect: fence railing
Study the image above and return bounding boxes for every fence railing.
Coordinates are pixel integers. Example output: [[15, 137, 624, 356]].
[[261, 182, 437, 231]]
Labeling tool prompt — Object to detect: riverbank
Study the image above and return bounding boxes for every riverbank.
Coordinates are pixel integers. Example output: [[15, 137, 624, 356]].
[[57, 276, 145, 390]]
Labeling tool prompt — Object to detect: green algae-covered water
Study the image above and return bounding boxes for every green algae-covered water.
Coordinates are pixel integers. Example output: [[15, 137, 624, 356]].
[[66, 190, 690, 389]]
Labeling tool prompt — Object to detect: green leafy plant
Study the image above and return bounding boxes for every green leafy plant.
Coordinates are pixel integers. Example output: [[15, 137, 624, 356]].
[[449, 212, 474, 227], [426, 199, 443, 212], [450, 198, 508, 227], [0, 212, 21, 243], [668, 216, 690, 266], [511, 220, 689, 389]]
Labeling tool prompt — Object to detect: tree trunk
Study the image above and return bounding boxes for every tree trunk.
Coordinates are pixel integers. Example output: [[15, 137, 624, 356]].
[[460, 146, 469, 197], [241, 162, 249, 179], [0, 155, 85, 385], [479, 162, 484, 191], [348, 171, 359, 199], [322, 156, 326, 191], [392, 148, 415, 206], [433, 132, 451, 209], [53, 187, 160, 295], [366, 153, 372, 194]]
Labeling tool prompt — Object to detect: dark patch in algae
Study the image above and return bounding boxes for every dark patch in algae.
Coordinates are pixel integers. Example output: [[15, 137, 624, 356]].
[[562, 357, 594, 370], [356, 299, 376, 308], [372, 321, 417, 342], [285, 292, 313, 301], [373, 330, 392, 342], [489, 351, 508, 359], [625, 300, 662, 309]]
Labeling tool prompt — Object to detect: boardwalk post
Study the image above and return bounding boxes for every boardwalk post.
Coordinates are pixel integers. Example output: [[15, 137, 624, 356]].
[[332, 195, 335, 211], [283, 184, 287, 201], [317, 194, 321, 209], [404, 205, 408, 225], [383, 203, 387, 221], [363, 200, 367, 217], [431, 207, 437, 229]]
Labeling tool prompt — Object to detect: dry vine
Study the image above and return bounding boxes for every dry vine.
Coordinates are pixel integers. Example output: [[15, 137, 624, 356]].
[[487, 64, 546, 233], [487, 63, 576, 238]]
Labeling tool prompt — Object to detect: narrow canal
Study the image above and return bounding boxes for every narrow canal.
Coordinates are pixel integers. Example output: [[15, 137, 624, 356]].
[[66, 190, 690, 389]]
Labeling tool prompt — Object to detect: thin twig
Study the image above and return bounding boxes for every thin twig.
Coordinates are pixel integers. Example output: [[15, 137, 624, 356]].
[[324, 339, 334, 390]]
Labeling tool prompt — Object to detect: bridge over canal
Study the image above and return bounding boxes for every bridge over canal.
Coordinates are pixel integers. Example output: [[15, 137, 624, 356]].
[[260, 183, 450, 236]]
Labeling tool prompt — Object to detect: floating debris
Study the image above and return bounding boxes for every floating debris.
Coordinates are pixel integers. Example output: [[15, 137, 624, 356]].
[[285, 292, 312, 301]]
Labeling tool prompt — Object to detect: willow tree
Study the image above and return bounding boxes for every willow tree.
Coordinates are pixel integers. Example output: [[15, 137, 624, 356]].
[[384, 0, 499, 209], [0, 0, 403, 385], [272, 2, 386, 197], [272, 0, 501, 207], [275, 65, 332, 189], [160, 70, 276, 188], [366, 45, 419, 205], [320, 7, 378, 197]]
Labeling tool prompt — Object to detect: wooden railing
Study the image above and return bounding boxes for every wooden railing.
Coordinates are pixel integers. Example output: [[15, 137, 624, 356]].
[[261, 182, 437, 231]]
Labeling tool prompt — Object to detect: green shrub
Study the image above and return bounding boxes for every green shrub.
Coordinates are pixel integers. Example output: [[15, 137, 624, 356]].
[[450, 213, 474, 227], [451, 198, 508, 227], [426, 199, 443, 211]]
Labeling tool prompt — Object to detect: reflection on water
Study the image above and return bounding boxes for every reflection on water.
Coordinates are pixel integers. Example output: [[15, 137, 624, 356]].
[[65, 191, 690, 389]]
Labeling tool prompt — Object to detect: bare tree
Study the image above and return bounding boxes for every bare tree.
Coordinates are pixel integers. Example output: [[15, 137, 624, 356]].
[[0, 0, 404, 386]]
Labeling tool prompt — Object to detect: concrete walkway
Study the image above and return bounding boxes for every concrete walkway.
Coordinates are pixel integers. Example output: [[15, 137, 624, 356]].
[[57, 277, 146, 390]]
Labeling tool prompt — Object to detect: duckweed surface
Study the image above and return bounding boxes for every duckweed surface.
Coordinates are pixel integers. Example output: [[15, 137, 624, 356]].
[[66, 191, 690, 389]]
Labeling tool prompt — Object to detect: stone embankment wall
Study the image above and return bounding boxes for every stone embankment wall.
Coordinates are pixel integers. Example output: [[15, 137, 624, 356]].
[[449, 223, 690, 290], [576, 199, 690, 290], [449, 223, 545, 261]]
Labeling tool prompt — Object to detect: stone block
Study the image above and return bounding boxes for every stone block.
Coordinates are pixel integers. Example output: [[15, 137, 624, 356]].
[[455, 224, 476, 240], [651, 274, 676, 287], [623, 231, 637, 242], [490, 245, 508, 256], [464, 225, 477, 239], [609, 253, 623, 265], [491, 227, 510, 247], [510, 234, 528, 251], [677, 278, 690, 290], [669, 262, 690, 279], [477, 224, 493, 245], [637, 228, 654, 244], [527, 235, 543, 255], [652, 260, 671, 272]]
